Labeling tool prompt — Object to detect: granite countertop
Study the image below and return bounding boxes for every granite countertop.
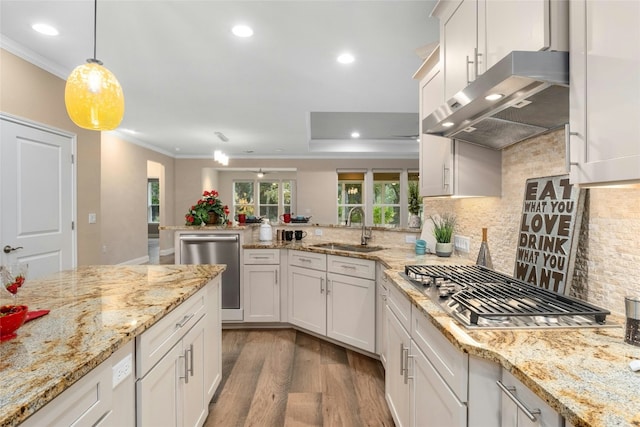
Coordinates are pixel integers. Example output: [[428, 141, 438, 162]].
[[0, 264, 225, 427], [245, 242, 640, 426], [386, 270, 640, 427]]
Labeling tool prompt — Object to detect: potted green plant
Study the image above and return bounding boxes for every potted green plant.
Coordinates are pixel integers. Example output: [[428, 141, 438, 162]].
[[408, 181, 421, 228], [430, 212, 456, 257]]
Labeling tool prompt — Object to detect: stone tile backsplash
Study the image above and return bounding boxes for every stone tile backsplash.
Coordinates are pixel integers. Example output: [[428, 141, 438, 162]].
[[422, 129, 640, 316]]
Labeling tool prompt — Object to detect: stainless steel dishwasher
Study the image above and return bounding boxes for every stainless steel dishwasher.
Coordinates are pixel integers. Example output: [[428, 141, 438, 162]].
[[178, 233, 241, 316]]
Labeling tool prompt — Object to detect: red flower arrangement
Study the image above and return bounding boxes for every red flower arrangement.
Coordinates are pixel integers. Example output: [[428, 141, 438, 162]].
[[185, 190, 230, 226]]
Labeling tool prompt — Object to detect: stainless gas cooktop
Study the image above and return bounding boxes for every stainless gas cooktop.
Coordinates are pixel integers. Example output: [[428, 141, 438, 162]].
[[401, 265, 615, 329]]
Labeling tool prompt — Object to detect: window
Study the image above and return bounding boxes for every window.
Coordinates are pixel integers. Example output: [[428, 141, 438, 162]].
[[373, 172, 400, 227], [147, 179, 159, 223], [337, 172, 364, 224], [233, 179, 294, 222], [335, 169, 420, 227], [233, 181, 255, 217]]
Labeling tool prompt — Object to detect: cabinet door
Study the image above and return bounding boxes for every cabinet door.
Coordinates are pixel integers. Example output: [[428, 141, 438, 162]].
[[569, 0, 640, 185], [412, 343, 467, 427], [420, 134, 454, 197], [385, 306, 411, 427], [137, 344, 181, 427], [244, 264, 280, 322], [485, 1, 549, 68], [443, 0, 479, 100], [181, 319, 207, 427], [204, 277, 222, 403], [376, 269, 388, 367], [326, 272, 375, 352], [499, 370, 562, 427], [288, 265, 326, 335]]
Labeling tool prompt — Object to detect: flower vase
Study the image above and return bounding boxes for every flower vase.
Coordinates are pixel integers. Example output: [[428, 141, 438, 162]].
[[206, 212, 220, 225]]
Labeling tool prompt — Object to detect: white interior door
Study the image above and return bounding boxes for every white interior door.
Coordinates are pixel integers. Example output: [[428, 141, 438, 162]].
[[0, 114, 76, 280]]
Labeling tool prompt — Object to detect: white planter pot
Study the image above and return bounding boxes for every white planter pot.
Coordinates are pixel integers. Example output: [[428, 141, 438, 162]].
[[435, 242, 453, 257]]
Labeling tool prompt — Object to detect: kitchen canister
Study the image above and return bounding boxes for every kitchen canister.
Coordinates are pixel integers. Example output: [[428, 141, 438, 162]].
[[259, 218, 273, 241], [415, 239, 426, 255], [625, 296, 640, 346]]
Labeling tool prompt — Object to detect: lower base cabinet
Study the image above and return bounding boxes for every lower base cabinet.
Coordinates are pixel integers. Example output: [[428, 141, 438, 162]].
[[412, 343, 466, 427], [499, 369, 562, 427], [136, 277, 221, 427], [385, 305, 412, 427]]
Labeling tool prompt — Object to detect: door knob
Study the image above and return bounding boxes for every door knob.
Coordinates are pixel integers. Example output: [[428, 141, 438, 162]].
[[3, 245, 23, 254]]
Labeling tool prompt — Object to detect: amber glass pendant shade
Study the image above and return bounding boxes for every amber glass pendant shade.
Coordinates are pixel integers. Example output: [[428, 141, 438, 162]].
[[65, 60, 124, 131]]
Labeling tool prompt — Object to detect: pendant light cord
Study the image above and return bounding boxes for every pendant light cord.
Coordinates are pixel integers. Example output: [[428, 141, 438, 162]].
[[93, 0, 97, 60]]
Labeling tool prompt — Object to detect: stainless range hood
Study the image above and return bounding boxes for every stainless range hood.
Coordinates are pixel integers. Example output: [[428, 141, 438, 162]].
[[422, 51, 569, 149]]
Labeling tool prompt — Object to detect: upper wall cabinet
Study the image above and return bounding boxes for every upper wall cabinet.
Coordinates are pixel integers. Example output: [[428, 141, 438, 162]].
[[568, 0, 640, 185], [433, 0, 569, 101], [415, 47, 501, 198]]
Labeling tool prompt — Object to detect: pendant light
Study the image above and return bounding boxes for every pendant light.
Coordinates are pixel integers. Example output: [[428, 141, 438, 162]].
[[65, 0, 124, 130]]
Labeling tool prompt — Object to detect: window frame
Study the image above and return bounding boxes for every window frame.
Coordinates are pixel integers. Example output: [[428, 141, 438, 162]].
[[147, 178, 160, 223]]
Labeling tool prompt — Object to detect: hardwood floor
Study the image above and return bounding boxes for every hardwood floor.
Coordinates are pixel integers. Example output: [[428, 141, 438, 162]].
[[205, 329, 394, 427]]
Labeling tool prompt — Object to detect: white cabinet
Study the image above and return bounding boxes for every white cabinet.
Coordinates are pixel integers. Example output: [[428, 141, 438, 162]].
[[435, 0, 568, 100], [499, 369, 563, 427], [569, 0, 640, 185], [244, 249, 280, 322], [415, 50, 501, 197], [326, 255, 376, 353], [136, 279, 221, 427], [288, 250, 376, 353], [21, 343, 135, 427], [375, 264, 389, 368], [421, 135, 502, 197], [412, 343, 466, 427], [385, 304, 412, 427]]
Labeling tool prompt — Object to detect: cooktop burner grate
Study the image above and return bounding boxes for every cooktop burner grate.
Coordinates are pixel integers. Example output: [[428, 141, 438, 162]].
[[403, 265, 610, 327]]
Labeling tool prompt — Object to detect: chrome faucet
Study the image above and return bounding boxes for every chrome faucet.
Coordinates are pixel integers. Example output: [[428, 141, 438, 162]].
[[346, 206, 372, 245]]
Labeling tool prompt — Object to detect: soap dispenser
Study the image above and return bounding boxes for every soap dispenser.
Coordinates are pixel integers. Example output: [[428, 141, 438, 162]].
[[259, 218, 273, 242]]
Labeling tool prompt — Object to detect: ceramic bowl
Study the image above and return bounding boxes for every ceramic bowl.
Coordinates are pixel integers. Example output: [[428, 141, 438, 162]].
[[0, 305, 28, 340]]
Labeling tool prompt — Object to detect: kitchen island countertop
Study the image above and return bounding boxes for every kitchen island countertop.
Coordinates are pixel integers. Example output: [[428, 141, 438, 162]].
[[0, 264, 224, 427]]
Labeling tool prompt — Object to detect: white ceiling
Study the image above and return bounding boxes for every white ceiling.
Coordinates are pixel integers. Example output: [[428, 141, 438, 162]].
[[0, 0, 439, 159]]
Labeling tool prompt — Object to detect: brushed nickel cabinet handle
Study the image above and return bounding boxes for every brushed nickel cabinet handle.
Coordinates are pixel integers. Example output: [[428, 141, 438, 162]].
[[496, 380, 541, 422]]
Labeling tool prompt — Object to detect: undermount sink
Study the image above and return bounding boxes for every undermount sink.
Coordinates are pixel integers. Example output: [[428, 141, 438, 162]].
[[309, 242, 384, 253]]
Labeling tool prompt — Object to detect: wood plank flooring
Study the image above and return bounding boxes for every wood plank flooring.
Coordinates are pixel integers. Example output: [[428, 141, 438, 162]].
[[205, 329, 394, 427]]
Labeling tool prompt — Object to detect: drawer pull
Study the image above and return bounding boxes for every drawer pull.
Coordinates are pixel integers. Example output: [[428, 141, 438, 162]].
[[299, 257, 312, 263], [496, 380, 541, 422], [341, 265, 357, 270], [403, 347, 411, 384], [320, 278, 325, 294], [176, 313, 194, 329], [253, 256, 270, 260], [179, 350, 189, 384]]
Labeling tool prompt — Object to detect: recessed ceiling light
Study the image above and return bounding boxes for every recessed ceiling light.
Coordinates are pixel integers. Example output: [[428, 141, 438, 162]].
[[442, 122, 455, 128], [337, 53, 355, 64], [351, 131, 360, 138], [32, 23, 59, 36], [485, 93, 503, 101], [232, 25, 253, 38], [175, 147, 181, 151]]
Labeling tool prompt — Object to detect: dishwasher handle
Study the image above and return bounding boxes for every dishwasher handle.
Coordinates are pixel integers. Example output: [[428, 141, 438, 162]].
[[179, 235, 239, 243]]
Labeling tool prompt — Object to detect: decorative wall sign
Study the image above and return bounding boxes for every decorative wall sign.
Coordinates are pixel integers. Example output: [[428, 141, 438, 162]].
[[514, 175, 585, 294]]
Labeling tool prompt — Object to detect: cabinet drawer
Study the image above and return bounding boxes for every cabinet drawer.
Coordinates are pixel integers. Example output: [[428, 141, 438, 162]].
[[244, 248, 280, 264], [136, 285, 207, 378], [387, 282, 412, 332], [411, 308, 468, 402], [327, 255, 375, 280], [289, 250, 326, 271], [22, 360, 113, 427]]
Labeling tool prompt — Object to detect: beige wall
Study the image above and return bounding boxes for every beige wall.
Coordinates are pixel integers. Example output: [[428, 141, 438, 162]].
[[173, 158, 419, 226], [0, 49, 102, 265], [101, 133, 175, 264], [423, 129, 640, 316]]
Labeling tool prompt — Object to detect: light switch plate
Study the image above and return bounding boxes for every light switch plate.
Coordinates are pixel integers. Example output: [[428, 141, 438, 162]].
[[314, 229, 323, 236], [405, 235, 417, 244], [454, 235, 470, 253], [88, 213, 97, 224]]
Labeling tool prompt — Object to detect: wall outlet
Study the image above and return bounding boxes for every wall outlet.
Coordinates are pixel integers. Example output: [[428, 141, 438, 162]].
[[102, 245, 107, 253], [112, 353, 132, 388], [405, 235, 417, 244], [454, 235, 470, 253], [88, 213, 97, 224], [314, 229, 323, 236]]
